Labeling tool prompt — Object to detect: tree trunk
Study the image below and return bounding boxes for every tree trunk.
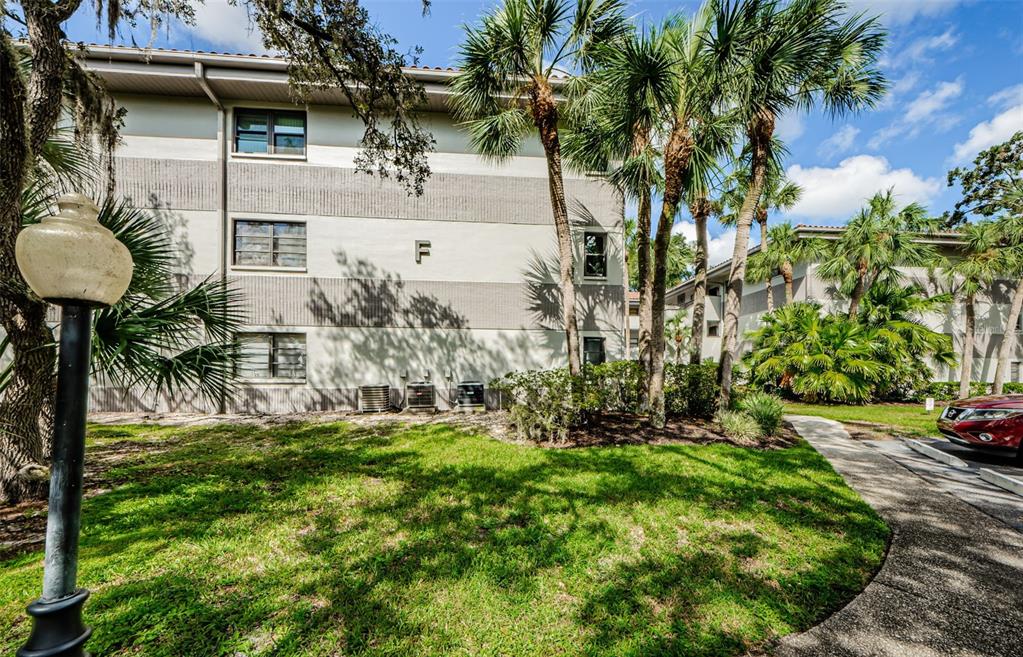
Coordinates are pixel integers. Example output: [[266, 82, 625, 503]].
[[636, 185, 653, 410], [648, 124, 692, 428], [629, 126, 654, 410], [689, 198, 710, 365], [781, 260, 794, 305], [959, 292, 976, 400], [848, 264, 868, 319], [718, 111, 773, 408], [0, 10, 81, 502], [530, 80, 581, 376], [759, 214, 772, 313], [993, 277, 1023, 394]]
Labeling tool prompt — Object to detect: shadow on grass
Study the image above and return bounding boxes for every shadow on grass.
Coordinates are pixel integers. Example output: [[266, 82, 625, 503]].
[[2, 422, 887, 657]]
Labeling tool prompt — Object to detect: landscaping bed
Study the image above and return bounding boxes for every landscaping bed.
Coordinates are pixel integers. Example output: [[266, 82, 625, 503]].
[[1, 420, 886, 657]]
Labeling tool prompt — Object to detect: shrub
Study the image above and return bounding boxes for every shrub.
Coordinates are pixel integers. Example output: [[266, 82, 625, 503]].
[[583, 360, 642, 413], [665, 362, 718, 419], [904, 381, 990, 402], [716, 410, 762, 445], [736, 392, 785, 436], [490, 369, 585, 443]]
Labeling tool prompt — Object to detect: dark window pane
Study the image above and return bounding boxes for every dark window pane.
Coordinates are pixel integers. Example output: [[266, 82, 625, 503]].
[[583, 337, 606, 365], [584, 232, 607, 277], [235, 110, 269, 153], [236, 134, 268, 153], [584, 232, 605, 255]]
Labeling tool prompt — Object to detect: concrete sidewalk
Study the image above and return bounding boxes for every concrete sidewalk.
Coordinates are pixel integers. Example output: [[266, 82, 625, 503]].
[[775, 415, 1023, 657]]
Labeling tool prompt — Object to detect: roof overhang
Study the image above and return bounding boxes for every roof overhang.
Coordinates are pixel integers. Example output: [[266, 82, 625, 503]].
[[76, 44, 460, 112]]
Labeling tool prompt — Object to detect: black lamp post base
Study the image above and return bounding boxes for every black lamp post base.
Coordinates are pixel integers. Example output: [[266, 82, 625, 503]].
[[17, 589, 92, 657]]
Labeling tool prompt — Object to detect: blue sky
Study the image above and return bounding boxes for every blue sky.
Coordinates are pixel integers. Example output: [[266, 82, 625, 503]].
[[56, 0, 1023, 264]]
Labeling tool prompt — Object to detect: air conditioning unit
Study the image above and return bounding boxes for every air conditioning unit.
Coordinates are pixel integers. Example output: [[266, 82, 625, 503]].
[[406, 381, 436, 413], [456, 380, 486, 413], [359, 384, 391, 413]]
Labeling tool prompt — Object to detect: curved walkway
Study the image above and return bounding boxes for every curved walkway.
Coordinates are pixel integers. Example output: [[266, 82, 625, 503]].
[[776, 415, 1023, 657]]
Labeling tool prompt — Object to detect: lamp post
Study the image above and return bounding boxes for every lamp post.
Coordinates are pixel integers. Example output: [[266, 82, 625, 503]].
[[15, 194, 133, 657]]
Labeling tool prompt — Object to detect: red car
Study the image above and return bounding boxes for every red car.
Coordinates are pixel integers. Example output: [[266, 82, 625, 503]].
[[938, 395, 1023, 456]]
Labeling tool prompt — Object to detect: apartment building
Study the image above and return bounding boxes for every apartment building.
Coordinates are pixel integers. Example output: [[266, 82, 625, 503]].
[[80, 45, 626, 413], [667, 225, 1023, 383]]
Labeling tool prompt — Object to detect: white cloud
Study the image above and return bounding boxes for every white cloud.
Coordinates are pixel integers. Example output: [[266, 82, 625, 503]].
[[900, 27, 958, 64], [817, 125, 860, 158], [847, 0, 962, 25], [869, 77, 963, 148], [774, 111, 805, 144], [876, 71, 921, 110], [951, 84, 1023, 163], [785, 155, 942, 221], [189, 1, 267, 54], [673, 222, 737, 268]]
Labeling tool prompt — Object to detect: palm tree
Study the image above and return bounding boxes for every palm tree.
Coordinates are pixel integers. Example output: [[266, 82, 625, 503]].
[[687, 196, 714, 364], [645, 4, 736, 427], [722, 167, 802, 312], [1, 142, 245, 502], [664, 310, 692, 363], [714, 0, 887, 406], [992, 215, 1023, 394], [818, 190, 939, 319], [747, 222, 827, 308], [451, 0, 629, 376], [948, 221, 1004, 398], [564, 24, 676, 399]]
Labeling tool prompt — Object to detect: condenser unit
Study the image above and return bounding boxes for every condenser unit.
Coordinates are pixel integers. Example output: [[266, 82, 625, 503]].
[[359, 384, 391, 413], [405, 381, 436, 412], [456, 380, 486, 413]]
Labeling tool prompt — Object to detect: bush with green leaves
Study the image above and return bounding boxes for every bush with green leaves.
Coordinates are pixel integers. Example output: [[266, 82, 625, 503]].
[[665, 362, 719, 418], [716, 410, 762, 444], [490, 369, 586, 443], [736, 392, 785, 436], [583, 360, 643, 413], [745, 293, 954, 404]]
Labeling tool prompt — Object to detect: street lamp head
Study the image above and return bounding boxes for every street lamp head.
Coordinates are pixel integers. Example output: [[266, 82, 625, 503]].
[[15, 193, 133, 307]]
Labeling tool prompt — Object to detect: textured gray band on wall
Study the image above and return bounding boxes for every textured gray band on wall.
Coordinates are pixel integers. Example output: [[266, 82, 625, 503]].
[[114, 158, 220, 211], [229, 275, 624, 331], [227, 161, 620, 227]]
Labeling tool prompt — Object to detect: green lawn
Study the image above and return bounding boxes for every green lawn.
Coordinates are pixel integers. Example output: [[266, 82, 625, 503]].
[[1, 422, 887, 657], [784, 402, 942, 438]]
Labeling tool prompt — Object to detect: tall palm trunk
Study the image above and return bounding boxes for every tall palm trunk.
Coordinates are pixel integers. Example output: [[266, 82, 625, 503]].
[[758, 212, 773, 313], [993, 277, 1023, 394], [719, 111, 773, 407], [648, 124, 692, 428], [689, 198, 710, 365], [780, 260, 794, 305], [636, 186, 653, 409], [631, 126, 654, 409], [847, 261, 868, 319], [959, 292, 976, 399], [531, 79, 581, 375]]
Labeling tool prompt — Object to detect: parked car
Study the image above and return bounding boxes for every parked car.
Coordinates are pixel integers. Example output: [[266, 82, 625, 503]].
[[938, 395, 1023, 456]]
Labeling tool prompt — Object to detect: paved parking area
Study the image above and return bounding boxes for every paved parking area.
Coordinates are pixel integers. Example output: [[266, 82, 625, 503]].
[[867, 438, 1023, 532]]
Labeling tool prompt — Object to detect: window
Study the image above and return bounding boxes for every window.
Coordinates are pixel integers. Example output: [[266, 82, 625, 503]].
[[1013, 361, 1022, 383], [234, 220, 306, 268], [583, 337, 606, 365], [234, 109, 307, 155], [583, 232, 607, 278], [707, 321, 720, 337], [238, 333, 306, 380], [707, 286, 721, 297]]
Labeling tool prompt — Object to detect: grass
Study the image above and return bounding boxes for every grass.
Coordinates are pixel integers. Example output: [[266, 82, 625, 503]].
[[1, 421, 887, 657], [784, 402, 942, 438]]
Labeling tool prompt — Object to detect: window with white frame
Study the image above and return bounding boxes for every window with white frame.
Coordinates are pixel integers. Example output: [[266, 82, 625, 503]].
[[583, 232, 607, 278], [237, 333, 306, 381], [583, 337, 606, 365], [233, 220, 307, 268], [234, 109, 307, 155]]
